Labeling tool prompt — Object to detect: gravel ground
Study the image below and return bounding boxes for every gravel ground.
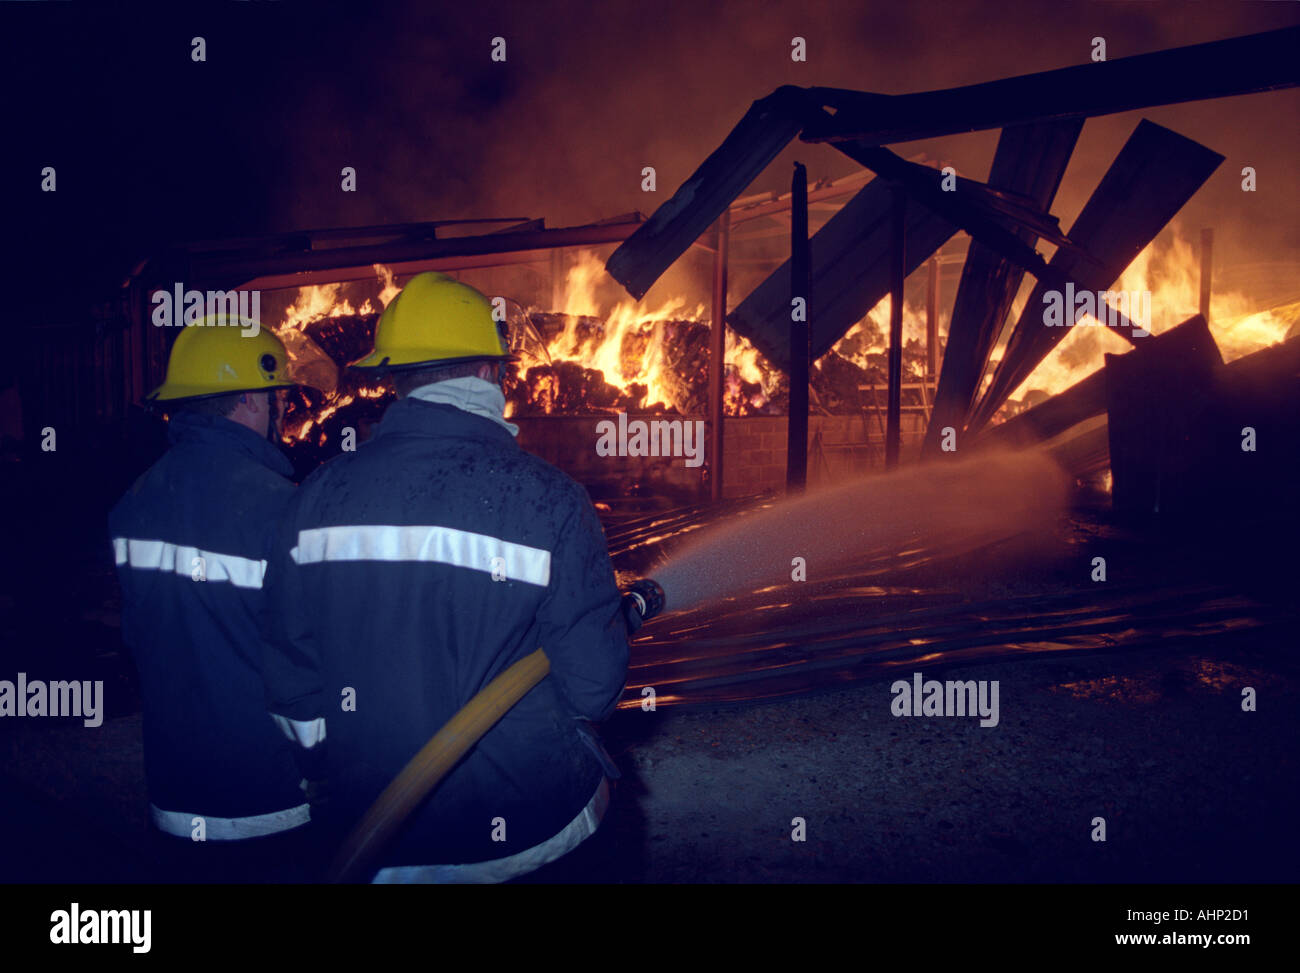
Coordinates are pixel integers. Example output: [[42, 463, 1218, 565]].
[[598, 633, 1300, 883], [2, 629, 1294, 884]]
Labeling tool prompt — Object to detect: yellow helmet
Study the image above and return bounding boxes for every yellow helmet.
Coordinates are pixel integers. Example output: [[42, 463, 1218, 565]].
[[147, 318, 298, 402], [350, 272, 514, 372]]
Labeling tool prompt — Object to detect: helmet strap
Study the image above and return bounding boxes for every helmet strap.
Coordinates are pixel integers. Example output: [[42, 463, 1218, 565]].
[[265, 391, 281, 444]]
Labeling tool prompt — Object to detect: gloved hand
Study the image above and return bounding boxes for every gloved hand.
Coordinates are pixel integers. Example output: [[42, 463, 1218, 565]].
[[621, 593, 645, 634], [300, 777, 331, 811]]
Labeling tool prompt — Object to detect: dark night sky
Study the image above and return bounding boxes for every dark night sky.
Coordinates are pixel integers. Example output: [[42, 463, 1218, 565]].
[[3, 0, 1297, 321]]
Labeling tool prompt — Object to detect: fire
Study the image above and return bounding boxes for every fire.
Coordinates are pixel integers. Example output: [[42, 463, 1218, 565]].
[[374, 263, 400, 309], [529, 250, 780, 415], [831, 294, 931, 377], [1003, 225, 1294, 408], [262, 229, 1291, 453], [279, 282, 375, 330], [270, 264, 397, 449]]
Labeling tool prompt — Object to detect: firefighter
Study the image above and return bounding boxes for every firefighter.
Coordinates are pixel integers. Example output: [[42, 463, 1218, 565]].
[[262, 272, 629, 882], [109, 319, 314, 881]]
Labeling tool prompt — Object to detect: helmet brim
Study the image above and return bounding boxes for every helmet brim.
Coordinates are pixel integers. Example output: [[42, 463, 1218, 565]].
[[146, 381, 304, 404], [348, 353, 519, 374]]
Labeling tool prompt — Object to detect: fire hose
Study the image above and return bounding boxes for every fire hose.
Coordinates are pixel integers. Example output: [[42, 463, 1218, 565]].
[[327, 578, 665, 883]]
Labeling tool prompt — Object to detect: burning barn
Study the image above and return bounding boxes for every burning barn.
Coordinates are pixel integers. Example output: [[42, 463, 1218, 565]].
[[43, 20, 1282, 710], [10, 19, 1299, 720]]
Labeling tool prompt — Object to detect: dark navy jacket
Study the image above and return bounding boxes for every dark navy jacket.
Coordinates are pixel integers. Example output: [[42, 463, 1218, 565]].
[[262, 397, 628, 869], [109, 412, 308, 839]]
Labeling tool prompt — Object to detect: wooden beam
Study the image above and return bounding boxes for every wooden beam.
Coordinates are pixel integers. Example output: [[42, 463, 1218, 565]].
[[973, 370, 1108, 451], [728, 176, 957, 371], [831, 141, 1079, 264], [799, 26, 1300, 145], [729, 170, 873, 226], [967, 120, 1223, 433], [183, 217, 646, 291], [606, 87, 809, 301], [235, 248, 553, 292], [922, 119, 1083, 457], [176, 217, 534, 255]]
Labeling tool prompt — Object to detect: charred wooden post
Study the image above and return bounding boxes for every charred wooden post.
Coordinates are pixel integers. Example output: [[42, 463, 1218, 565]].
[[787, 163, 810, 492], [1200, 227, 1214, 320], [886, 188, 905, 469], [709, 211, 730, 501]]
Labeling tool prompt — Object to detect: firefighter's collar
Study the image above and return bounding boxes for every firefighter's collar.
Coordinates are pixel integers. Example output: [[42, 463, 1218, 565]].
[[405, 377, 519, 437]]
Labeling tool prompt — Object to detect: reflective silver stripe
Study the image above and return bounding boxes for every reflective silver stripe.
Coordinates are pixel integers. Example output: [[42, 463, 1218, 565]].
[[371, 777, 610, 884], [272, 713, 326, 749], [150, 802, 310, 841], [290, 524, 551, 587], [112, 537, 266, 589]]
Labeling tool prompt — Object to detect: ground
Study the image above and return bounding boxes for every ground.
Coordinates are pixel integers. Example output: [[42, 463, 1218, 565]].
[[599, 636, 1298, 882], [2, 628, 1295, 883]]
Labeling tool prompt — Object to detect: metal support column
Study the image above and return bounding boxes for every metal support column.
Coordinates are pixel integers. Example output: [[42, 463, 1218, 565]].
[[886, 189, 906, 469], [926, 255, 939, 383], [787, 162, 810, 492]]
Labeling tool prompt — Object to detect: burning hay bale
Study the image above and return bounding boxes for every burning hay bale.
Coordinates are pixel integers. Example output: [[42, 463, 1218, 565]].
[[505, 360, 640, 415], [271, 300, 940, 477], [508, 313, 718, 416], [506, 311, 905, 419], [275, 313, 392, 475]]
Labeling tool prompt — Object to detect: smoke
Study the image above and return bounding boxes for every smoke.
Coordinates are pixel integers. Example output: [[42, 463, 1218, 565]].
[[267, 0, 1299, 277], [654, 448, 1069, 611], [6, 1, 1295, 318]]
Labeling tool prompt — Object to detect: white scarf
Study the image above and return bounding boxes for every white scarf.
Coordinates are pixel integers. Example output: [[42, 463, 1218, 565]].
[[406, 376, 519, 437]]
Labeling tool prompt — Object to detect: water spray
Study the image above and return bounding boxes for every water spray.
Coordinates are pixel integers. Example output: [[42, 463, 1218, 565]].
[[653, 449, 1069, 612]]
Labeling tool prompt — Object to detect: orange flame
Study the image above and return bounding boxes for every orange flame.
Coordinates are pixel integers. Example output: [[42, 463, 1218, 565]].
[[539, 250, 777, 414], [1002, 225, 1293, 405]]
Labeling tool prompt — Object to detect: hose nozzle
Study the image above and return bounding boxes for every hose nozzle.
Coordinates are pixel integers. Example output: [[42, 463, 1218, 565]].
[[621, 578, 665, 633]]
